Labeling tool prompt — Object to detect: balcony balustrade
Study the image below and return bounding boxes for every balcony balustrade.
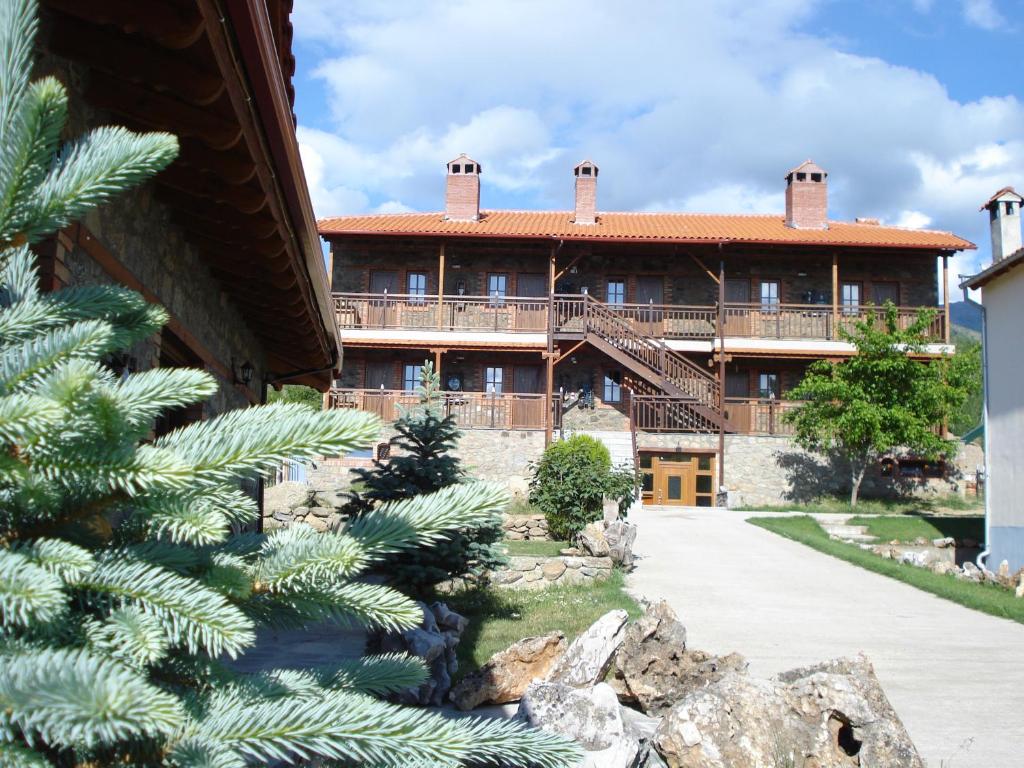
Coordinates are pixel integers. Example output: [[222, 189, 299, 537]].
[[334, 292, 946, 343], [327, 388, 560, 431]]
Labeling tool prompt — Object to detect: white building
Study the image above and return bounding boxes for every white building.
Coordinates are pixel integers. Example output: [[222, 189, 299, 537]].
[[965, 187, 1024, 571]]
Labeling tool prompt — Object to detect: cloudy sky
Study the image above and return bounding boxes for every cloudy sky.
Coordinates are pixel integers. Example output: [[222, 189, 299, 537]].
[[290, 0, 1022, 282]]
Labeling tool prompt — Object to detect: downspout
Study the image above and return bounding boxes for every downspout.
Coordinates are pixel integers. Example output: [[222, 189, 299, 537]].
[[977, 299, 992, 569]]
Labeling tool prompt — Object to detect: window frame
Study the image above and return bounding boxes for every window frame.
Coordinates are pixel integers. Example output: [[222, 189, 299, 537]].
[[487, 273, 508, 306], [484, 365, 504, 394], [841, 281, 862, 315], [603, 369, 623, 403], [406, 271, 427, 304], [606, 278, 626, 306], [758, 371, 780, 400], [759, 279, 780, 312], [402, 363, 423, 393]]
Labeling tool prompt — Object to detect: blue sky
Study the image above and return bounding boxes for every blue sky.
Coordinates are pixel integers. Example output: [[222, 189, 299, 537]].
[[290, 0, 1023, 283]]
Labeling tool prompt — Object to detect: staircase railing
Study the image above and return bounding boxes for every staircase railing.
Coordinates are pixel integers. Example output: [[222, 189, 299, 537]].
[[579, 294, 721, 409]]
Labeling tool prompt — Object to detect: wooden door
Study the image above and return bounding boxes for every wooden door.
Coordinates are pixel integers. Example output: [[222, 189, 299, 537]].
[[872, 282, 899, 306], [515, 273, 548, 330], [364, 362, 394, 420], [636, 276, 664, 336], [368, 270, 399, 326], [724, 371, 752, 434], [511, 365, 544, 428], [724, 278, 751, 335], [643, 453, 718, 507], [656, 460, 694, 506]]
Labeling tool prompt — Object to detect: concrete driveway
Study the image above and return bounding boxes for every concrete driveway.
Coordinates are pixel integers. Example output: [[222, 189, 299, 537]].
[[627, 506, 1024, 767]]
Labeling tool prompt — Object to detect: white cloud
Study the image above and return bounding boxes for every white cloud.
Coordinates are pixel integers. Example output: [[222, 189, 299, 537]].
[[893, 210, 933, 229], [293, 0, 1024, 275], [962, 0, 1006, 30]]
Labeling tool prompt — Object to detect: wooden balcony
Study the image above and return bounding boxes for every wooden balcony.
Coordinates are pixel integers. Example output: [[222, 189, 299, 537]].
[[722, 398, 802, 436], [333, 292, 947, 343], [327, 388, 560, 431]]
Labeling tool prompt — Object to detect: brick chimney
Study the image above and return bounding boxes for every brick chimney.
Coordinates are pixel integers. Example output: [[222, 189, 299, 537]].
[[444, 154, 481, 221], [784, 160, 828, 230], [980, 187, 1023, 261], [573, 160, 598, 225]]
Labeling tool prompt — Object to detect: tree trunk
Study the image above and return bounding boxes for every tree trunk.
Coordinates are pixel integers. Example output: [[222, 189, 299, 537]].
[[850, 463, 866, 507]]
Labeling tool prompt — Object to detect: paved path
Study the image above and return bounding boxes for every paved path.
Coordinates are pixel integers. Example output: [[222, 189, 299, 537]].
[[627, 506, 1024, 767]]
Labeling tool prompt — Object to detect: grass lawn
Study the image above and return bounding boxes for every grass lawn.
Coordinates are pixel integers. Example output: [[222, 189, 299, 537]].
[[847, 514, 984, 543], [446, 569, 641, 680], [748, 515, 1024, 625], [736, 493, 982, 516], [503, 539, 570, 557]]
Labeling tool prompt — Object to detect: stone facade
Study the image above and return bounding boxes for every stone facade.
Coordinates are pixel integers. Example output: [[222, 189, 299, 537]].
[[490, 555, 614, 589], [503, 514, 552, 541], [638, 433, 983, 508], [35, 47, 266, 418]]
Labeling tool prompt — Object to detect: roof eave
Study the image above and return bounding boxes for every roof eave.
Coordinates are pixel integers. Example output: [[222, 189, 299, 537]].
[[962, 248, 1024, 290]]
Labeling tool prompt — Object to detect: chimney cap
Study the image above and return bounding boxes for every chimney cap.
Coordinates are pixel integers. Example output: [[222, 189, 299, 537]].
[[785, 159, 827, 182], [573, 159, 599, 177], [447, 153, 481, 175], [979, 186, 1022, 211]]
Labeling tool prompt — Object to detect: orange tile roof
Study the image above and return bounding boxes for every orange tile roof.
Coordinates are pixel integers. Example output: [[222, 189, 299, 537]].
[[318, 211, 973, 250]]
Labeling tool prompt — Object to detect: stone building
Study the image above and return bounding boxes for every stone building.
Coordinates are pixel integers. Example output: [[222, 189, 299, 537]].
[[319, 156, 974, 507], [32, 0, 339, 425], [964, 187, 1024, 570]]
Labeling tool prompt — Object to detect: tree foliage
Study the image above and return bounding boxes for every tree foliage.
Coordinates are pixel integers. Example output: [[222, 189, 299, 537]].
[[344, 362, 507, 595], [529, 434, 636, 540], [0, 3, 581, 765], [266, 384, 322, 411], [785, 305, 977, 505]]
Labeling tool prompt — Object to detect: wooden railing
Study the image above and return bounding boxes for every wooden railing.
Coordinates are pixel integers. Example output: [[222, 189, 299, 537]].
[[722, 303, 944, 341], [631, 395, 721, 433], [722, 398, 803, 435], [333, 293, 548, 332], [336, 292, 946, 342], [573, 295, 721, 407], [327, 388, 560, 431]]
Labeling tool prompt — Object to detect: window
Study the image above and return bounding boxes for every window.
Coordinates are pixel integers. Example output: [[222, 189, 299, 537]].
[[451, 164, 461, 173], [760, 280, 780, 312], [758, 372, 779, 400], [603, 370, 622, 403], [487, 273, 507, 306], [485, 366, 503, 394], [407, 272, 427, 303], [842, 282, 861, 315], [607, 279, 626, 305], [402, 364, 423, 392]]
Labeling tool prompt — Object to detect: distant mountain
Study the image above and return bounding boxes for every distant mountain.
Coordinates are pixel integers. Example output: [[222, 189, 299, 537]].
[[950, 301, 982, 337]]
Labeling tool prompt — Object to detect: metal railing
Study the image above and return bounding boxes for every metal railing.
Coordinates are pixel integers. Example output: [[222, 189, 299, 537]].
[[327, 388, 561, 431], [333, 293, 548, 333]]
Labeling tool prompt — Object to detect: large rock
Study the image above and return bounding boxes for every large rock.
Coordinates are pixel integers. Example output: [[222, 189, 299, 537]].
[[578, 522, 611, 557], [371, 601, 467, 707], [547, 609, 629, 687], [605, 520, 638, 569], [612, 601, 747, 715], [518, 681, 639, 768], [449, 632, 567, 710], [654, 655, 923, 768], [264, 481, 311, 515]]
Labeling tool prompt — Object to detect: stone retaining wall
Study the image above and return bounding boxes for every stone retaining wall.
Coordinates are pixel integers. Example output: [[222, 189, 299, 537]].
[[503, 513, 552, 540], [490, 555, 614, 589]]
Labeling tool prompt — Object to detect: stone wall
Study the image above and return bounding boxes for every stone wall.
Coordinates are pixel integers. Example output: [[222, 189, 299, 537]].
[[490, 555, 614, 589], [35, 46, 266, 418], [637, 433, 983, 508], [504, 514, 552, 540]]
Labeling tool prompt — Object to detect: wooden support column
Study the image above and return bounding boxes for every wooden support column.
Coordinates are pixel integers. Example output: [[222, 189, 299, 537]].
[[942, 253, 950, 344], [545, 246, 557, 446], [437, 242, 446, 329], [718, 258, 726, 494], [831, 252, 839, 339]]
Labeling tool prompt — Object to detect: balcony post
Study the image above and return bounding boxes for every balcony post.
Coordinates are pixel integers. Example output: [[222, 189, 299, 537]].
[[942, 253, 950, 344], [831, 252, 839, 339], [437, 242, 445, 329], [717, 257, 726, 492], [545, 246, 556, 446]]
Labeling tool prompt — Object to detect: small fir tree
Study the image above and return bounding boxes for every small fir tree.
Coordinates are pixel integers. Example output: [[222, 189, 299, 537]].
[[0, 3, 581, 766], [345, 362, 507, 594], [785, 304, 977, 506]]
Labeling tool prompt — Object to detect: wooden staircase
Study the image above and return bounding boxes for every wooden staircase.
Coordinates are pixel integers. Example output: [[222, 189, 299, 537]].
[[564, 295, 730, 432]]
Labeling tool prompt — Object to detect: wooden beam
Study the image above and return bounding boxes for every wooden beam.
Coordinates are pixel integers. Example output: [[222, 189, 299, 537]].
[[688, 251, 719, 284], [157, 164, 267, 214], [554, 253, 583, 282], [546, 246, 557, 446], [552, 339, 587, 364], [437, 242, 445, 329], [43, 0, 206, 49], [85, 71, 242, 150], [185, 230, 288, 260], [942, 254, 950, 345], [178, 139, 258, 185], [831, 252, 839, 339], [47, 17, 224, 105], [156, 185, 279, 238]]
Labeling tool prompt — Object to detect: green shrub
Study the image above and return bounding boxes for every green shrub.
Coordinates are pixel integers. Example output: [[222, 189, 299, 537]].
[[529, 434, 636, 539]]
